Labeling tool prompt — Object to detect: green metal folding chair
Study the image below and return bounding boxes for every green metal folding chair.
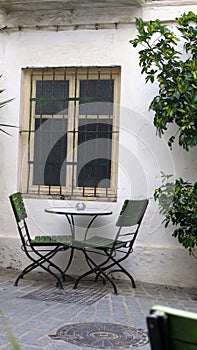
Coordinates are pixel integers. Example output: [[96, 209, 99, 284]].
[[147, 305, 197, 350], [9, 192, 72, 288], [73, 199, 149, 294]]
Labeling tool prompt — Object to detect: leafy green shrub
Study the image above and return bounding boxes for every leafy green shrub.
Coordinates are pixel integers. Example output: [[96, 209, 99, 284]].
[[154, 174, 197, 252], [130, 13, 197, 253]]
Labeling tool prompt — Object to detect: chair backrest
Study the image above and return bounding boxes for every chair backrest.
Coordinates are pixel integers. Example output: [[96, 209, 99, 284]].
[[113, 199, 148, 249], [9, 192, 31, 248], [116, 199, 148, 227], [147, 305, 197, 350], [9, 192, 27, 222]]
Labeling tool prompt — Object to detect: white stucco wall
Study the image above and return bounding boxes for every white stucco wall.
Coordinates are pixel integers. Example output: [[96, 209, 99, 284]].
[[0, 3, 196, 287]]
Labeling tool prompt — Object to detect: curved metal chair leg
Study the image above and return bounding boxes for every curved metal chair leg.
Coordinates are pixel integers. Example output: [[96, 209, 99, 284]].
[[63, 247, 74, 274], [14, 263, 63, 289], [109, 268, 136, 288], [99, 251, 137, 288], [74, 268, 118, 294], [73, 251, 118, 294]]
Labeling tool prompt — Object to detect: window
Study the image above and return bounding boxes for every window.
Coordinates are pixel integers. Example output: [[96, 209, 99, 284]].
[[21, 67, 120, 200]]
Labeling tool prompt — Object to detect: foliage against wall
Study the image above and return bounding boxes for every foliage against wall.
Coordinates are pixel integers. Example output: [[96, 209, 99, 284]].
[[131, 12, 197, 253]]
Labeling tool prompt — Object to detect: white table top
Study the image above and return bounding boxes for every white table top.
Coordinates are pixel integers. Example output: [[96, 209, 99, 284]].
[[44, 207, 112, 216]]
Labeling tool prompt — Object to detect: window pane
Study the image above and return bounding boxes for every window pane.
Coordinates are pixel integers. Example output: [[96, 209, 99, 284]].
[[79, 80, 114, 115], [33, 118, 67, 186], [35, 80, 69, 115], [77, 120, 112, 188]]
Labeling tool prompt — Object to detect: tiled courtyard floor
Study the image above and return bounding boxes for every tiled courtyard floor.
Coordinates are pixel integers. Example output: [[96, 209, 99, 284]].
[[0, 267, 196, 350]]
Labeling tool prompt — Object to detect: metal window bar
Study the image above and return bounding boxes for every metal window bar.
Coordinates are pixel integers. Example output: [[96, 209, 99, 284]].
[[38, 68, 45, 195], [95, 68, 101, 197], [59, 68, 68, 198], [49, 68, 56, 194], [82, 67, 89, 197], [27, 69, 34, 194], [106, 67, 113, 198]]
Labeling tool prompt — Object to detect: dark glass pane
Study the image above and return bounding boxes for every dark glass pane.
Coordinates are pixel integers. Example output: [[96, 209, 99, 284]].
[[35, 80, 69, 115], [33, 118, 67, 186], [79, 79, 114, 115], [77, 119, 112, 188], [78, 159, 111, 188]]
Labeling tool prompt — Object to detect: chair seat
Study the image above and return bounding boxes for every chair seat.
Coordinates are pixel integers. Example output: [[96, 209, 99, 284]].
[[32, 235, 72, 246], [78, 235, 127, 249]]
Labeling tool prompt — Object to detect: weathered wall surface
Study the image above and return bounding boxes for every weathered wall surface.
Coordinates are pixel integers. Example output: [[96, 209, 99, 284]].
[[0, 2, 196, 287]]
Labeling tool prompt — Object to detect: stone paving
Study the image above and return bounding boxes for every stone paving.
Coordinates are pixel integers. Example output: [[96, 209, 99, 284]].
[[0, 267, 196, 350]]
